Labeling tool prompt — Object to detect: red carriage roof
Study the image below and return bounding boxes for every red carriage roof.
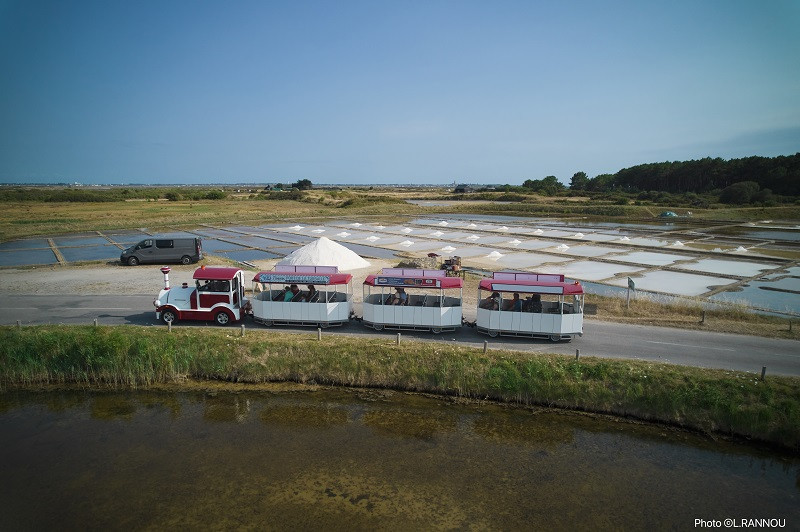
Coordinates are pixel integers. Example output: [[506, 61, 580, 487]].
[[192, 267, 242, 281]]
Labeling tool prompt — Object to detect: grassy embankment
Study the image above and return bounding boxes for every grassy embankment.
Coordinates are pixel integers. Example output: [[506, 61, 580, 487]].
[[2, 325, 799, 450]]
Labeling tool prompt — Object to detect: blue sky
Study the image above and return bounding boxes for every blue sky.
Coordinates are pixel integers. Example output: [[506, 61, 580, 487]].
[[1, 0, 798, 185]]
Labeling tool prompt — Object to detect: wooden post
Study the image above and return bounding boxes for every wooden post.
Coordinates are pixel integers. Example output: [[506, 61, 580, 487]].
[[761, 366, 766, 381], [626, 287, 630, 309], [168, 321, 172, 333], [483, 340, 488, 354], [16, 320, 21, 328], [396, 333, 401, 346], [94, 318, 98, 327], [700, 311, 705, 324], [576, 349, 580, 360], [241, 324, 245, 337], [790, 320, 793, 332], [317, 328, 322, 340]]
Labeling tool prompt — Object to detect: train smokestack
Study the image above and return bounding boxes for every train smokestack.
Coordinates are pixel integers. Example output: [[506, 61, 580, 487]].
[[160, 266, 171, 290]]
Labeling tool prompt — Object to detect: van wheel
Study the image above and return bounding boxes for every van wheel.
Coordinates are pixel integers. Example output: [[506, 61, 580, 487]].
[[127, 257, 139, 266], [180, 255, 191, 265], [215, 311, 230, 326], [162, 310, 176, 324]]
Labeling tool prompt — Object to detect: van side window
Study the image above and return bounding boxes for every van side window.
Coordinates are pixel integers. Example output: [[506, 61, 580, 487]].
[[136, 240, 153, 250], [155, 240, 174, 249]]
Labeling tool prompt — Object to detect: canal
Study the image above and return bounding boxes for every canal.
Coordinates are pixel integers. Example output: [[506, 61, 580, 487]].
[[1, 386, 797, 529]]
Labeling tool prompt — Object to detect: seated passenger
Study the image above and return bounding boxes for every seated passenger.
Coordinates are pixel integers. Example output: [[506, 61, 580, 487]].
[[273, 286, 289, 301], [480, 292, 500, 310], [284, 284, 300, 302], [503, 292, 522, 312], [304, 284, 318, 302], [391, 287, 407, 306], [528, 294, 542, 313]]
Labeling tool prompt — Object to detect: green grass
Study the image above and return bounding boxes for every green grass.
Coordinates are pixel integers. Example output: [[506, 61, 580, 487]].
[[2, 325, 799, 450]]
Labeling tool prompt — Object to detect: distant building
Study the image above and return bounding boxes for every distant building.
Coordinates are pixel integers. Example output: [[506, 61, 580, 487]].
[[453, 184, 474, 193]]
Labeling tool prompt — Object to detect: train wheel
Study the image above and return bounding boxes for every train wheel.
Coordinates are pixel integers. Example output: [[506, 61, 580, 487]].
[[161, 310, 176, 324], [215, 311, 230, 326]]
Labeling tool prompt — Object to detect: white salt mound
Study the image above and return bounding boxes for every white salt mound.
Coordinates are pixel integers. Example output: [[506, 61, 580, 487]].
[[533, 229, 544, 235], [556, 244, 569, 251], [290, 225, 304, 230], [438, 221, 448, 226], [402, 227, 413, 233], [498, 226, 509, 231], [467, 223, 477, 228], [672, 240, 684, 246], [336, 232, 351, 237], [487, 251, 504, 259], [277, 237, 370, 271], [466, 234, 479, 240], [311, 229, 325, 233], [441, 245, 456, 252], [431, 231, 444, 236], [620, 236, 630, 241], [350, 222, 362, 227], [573, 233, 584, 238], [366, 235, 380, 241], [735, 246, 748, 252], [400, 240, 414, 247], [508, 239, 522, 245]]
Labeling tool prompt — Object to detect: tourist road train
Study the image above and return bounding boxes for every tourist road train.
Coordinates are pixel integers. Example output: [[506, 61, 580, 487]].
[[154, 265, 584, 341]]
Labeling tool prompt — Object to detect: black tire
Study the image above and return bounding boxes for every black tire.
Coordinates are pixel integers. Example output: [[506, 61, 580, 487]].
[[431, 327, 442, 334], [488, 330, 499, 338], [215, 311, 230, 326], [162, 310, 176, 324], [127, 256, 139, 266], [549, 334, 561, 342], [373, 324, 384, 331], [180, 255, 191, 265]]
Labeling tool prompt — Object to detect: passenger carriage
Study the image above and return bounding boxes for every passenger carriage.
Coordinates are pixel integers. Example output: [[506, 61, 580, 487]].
[[154, 266, 248, 325], [251, 265, 352, 328], [362, 268, 463, 333], [476, 272, 584, 341]]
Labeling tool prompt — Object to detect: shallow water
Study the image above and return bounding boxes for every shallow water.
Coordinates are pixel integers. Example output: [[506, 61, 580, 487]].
[[0, 388, 797, 530]]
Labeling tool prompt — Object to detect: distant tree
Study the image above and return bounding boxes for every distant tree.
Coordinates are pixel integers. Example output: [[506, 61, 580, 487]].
[[165, 192, 181, 201], [522, 176, 565, 195], [569, 171, 589, 190], [719, 181, 760, 204], [292, 179, 313, 190]]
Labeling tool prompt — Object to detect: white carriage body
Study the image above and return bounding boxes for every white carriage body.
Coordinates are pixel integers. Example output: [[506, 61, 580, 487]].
[[476, 272, 584, 341], [362, 268, 463, 333], [251, 265, 352, 327]]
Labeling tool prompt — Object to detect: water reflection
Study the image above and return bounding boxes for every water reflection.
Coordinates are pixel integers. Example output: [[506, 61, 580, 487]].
[[0, 387, 797, 529]]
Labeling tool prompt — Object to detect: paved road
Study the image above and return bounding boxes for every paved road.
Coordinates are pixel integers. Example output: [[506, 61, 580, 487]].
[[2, 294, 798, 376]]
